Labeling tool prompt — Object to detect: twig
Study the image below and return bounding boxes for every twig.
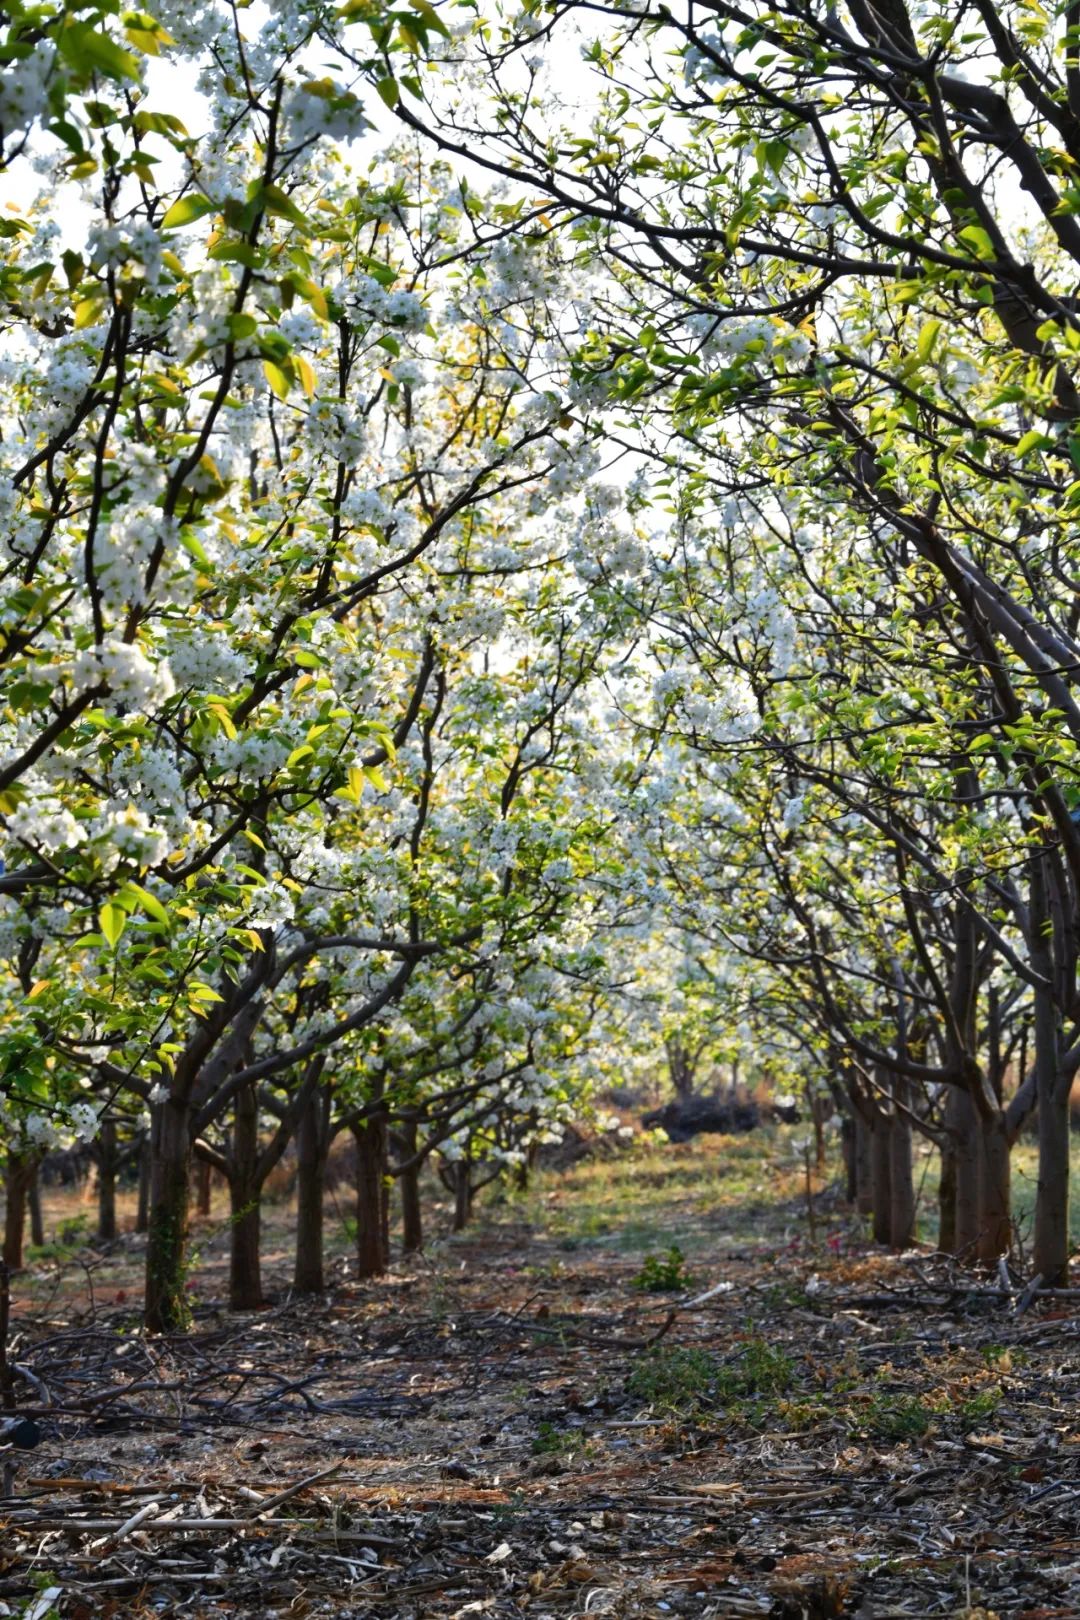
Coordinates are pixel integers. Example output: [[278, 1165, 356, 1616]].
[[12, 1365, 50, 1407], [1015, 1273, 1045, 1315], [681, 1281, 735, 1307], [94, 1498, 161, 1549], [244, 1460, 345, 1519], [509, 1310, 676, 1350], [20, 1514, 397, 1538]]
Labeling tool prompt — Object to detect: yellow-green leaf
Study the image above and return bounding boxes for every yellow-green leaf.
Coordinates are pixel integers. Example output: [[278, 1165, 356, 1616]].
[[188, 981, 224, 1002], [122, 881, 170, 926], [295, 354, 317, 398], [99, 902, 127, 949], [263, 359, 290, 400], [74, 295, 106, 329], [1015, 429, 1055, 456], [161, 193, 216, 230], [59, 22, 140, 82]]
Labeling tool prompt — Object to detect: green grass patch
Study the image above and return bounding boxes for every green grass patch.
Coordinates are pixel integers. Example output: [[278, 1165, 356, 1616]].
[[509, 1130, 810, 1257], [626, 1335, 795, 1418]]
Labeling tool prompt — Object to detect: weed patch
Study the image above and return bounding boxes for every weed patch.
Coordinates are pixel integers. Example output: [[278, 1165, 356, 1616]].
[[626, 1335, 795, 1418], [860, 1393, 934, 1442], [27, 1214, 91, 1263], [632, 1244, 694, 1292], [532, 1420, 584, 1456]]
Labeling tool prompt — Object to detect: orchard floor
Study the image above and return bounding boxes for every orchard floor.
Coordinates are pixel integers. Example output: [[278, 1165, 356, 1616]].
[[2, 1130, 1080, 1620]]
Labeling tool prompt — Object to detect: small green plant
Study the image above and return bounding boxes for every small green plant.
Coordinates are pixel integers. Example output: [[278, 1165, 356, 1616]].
[[957, 1388, 1003, 1430], [980, 1343, 1024, 1370], [627, 1346, 721, 1411], [718, 1337, 794, 1398], [632, 1244, 694, 1293], [862, 1393, 934, 1442], [775, 1398, 830, 1431], [491, 1493, 528, 1521], [20, 1572, 63, 1620], [760, 1280, 810, 1311], [532, 1420, 582, 1456]]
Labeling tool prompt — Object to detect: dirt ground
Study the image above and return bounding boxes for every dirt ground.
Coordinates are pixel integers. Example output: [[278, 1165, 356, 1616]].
[[1, 1133, 1078, 1619]]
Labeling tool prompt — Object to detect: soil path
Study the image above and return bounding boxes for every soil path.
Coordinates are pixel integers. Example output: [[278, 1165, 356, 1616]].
[[1, 1137, 1078, 1618]]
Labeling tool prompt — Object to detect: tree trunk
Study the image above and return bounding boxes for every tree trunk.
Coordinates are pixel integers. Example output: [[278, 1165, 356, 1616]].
[[144, 1099, 192, 1333], [400, 1162, 423, 1252], [97, 1119, 117, 1243], [841, 1114, 857, 1204], [135, 1135, 150, 1234], [947, 1086, 980, 1257], [3, 1152, 36, 1272], [1033, 983, 1071, 1285], [397, 1122, 423, 1255], [975, 1111, 1011, 1263], [453, 1158, 472, 1233], [27, 1167, 44, 1248], [978, 987, 1012, 1264], [667, 1039, 694, 1100], [810, 1091, 827, 1173], [226, 1082, 263, 1311], [228, 1175, 262, 1311], [193, 1157, 212, 1218], [938, 1143, 957, 1255], [888, 1075, 915, 1248], [854, 1111, 873, 1215], [380, 1144, 390, 1261], [870, 1109, 892, 1245], [294, 1087, 328, 1294], [514, 1130, 539, 1194], [353, 1115, 388, 1279]]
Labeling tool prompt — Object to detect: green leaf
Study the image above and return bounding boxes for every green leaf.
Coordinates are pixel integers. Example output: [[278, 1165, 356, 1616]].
[[121, 881, 170, 926], [295, 355, 317, 398], [207, 703, 237, 738], [74, 294, 107, 329], [99, 902, 128, 949], [916, 319, 942, 362], [225, 312, 257, 342], [408, 0, 450, 34], [336, 765, 365, 804], [59, 22, 141, 82], [957, 224, 996, 260], [207, 240, 262, 267], [161, 193, 216, 230], [376, 76, 400, 109], [123, 11, 174, 55], [261, 184, 308, 229], [1015, 429, 1055, 457], [178, 528, 211, 568]]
